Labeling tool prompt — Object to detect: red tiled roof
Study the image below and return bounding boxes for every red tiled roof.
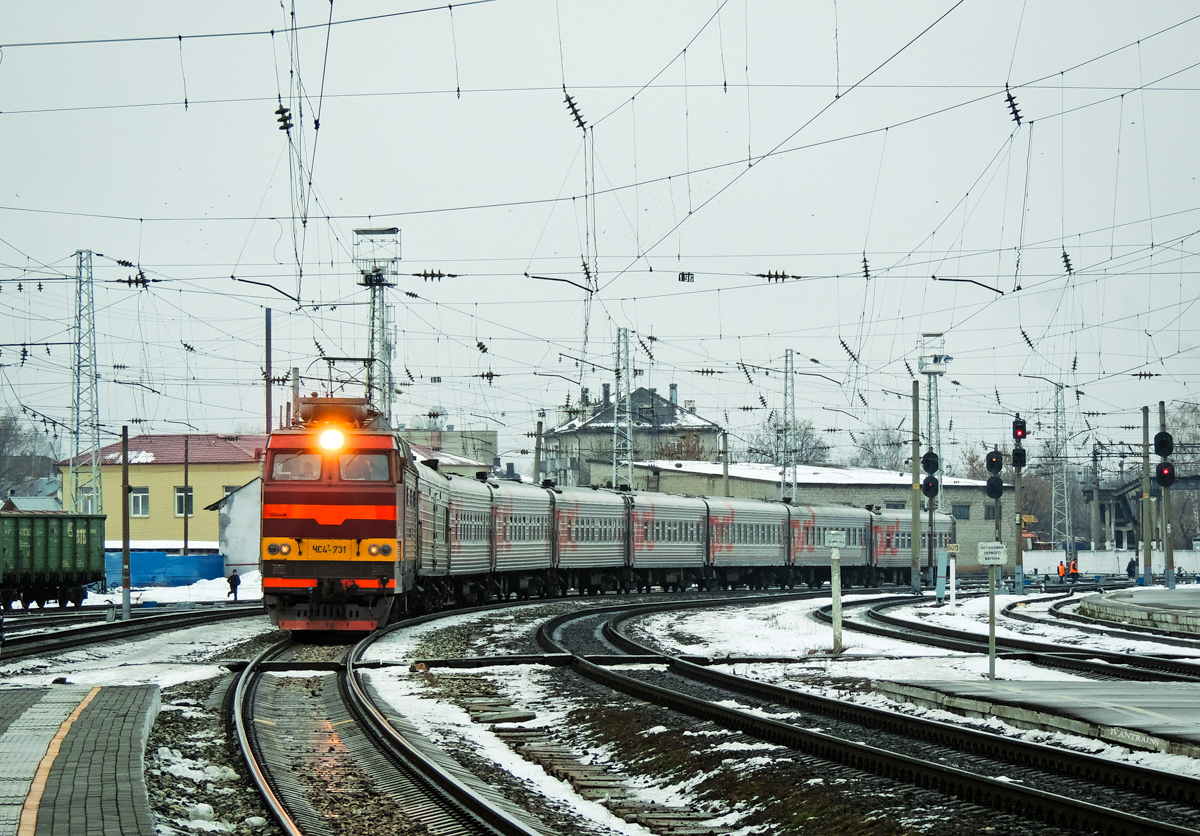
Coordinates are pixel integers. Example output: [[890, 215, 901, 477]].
[[59, 434, 269, 467]]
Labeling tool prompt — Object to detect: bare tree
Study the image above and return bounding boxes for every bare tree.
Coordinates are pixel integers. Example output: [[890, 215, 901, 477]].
[[850, 426, 908, 471], [0, 412, 54, 495], [743, 414, 829, 466]]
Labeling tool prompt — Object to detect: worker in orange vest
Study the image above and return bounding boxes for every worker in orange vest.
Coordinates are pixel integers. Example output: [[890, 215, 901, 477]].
[[1057, 561, 1066, 581], [1069, 559, 1079, 582]]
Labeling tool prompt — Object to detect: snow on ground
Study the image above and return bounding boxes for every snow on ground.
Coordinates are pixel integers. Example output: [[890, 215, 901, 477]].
[[0, 571, 273, 688], [360, 592, 1200, 833], [84, 570, 264, 607]]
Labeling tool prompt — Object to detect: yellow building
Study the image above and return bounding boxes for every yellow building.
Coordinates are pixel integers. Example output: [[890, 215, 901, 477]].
[[59, 434, 266, 548]]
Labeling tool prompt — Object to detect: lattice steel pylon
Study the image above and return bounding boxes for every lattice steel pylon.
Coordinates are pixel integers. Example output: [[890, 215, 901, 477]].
[[69, 250, 101, 513], [353, 228, 400, 426], [917, 333, 950, 512], [781, 349, 797, 501], [1048, 381, 1073, 556], [612, 327, 633, 489]]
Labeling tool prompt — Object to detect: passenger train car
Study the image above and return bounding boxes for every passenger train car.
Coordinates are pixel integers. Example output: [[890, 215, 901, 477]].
[[261, 397, 952, 631]]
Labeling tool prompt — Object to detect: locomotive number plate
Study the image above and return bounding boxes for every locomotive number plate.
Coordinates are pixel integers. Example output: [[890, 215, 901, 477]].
[[304, 540, 351, 557]]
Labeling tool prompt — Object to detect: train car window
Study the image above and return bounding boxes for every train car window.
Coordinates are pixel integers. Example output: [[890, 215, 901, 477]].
[[339, 452, 390, 481], [271, 452, 321, 481]]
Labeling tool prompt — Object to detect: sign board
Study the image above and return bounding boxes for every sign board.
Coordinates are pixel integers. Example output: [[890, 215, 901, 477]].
[[947, 543, 959, 553], [978, 542, 1007, 565], [824, 530, 846, 549]]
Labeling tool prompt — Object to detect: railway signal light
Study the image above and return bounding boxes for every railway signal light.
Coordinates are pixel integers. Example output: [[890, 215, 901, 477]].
[[1012, 447, 1027, 469], [921, 451, 939, 474], [1157, 461, 1176, 488], [985, 476, 1004, 499], [1013, 417, 1027, 441], [985, 450, 1003, 474], [921, 475, 939, 498], [1154, 431, 1174, 457]]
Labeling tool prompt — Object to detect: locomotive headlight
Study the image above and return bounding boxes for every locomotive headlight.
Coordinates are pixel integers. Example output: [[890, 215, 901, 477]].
[[279, 543, 292, 555], [266, 543, 280, 555], [380, 544, 393, 556], [367, 543, 381, 556], [319, 429, 344, 450]]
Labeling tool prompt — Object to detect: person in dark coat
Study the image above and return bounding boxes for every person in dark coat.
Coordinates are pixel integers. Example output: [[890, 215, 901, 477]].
[[227, 570, 241, 601], [1126, 558, 1137, 580]]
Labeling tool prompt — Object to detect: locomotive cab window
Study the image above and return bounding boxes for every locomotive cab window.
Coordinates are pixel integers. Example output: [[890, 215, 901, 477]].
[[271, 452, 322, 480], [339, 452, 390, 481]]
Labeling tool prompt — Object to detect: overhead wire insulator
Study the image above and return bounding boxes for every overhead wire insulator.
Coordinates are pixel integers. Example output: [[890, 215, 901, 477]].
[[839, 339, 859, 364], [563, 87, 586, 130], [1020, 329, 1034, 349], [275, 104, 293, 131], [1061, 250, 1074, 275], [476, 341, 488, 354], [1005, 84, 1022, 125], [862, 254, 870, 280]]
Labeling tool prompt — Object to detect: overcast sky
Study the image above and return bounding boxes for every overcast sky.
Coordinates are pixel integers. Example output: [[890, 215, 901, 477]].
[[2, 1, 1197, 475]]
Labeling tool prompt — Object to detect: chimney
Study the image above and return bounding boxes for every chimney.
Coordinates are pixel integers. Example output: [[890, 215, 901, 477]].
[[669, 383, 678, 405], [505, 462, 516, 479], [602, 383, 611, 407]]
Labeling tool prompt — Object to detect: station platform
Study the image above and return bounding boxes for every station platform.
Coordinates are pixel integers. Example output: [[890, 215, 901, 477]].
[[874, 680, 1200, 758], [1076, 587, 1200, 635], [0, 685, 159, 836]]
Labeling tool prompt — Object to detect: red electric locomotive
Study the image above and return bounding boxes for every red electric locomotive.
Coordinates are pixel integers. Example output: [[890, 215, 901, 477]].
[[260, 397, 409, 630]]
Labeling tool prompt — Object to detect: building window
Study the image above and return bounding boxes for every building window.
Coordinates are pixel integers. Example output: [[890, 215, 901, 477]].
[[175, 486, 194, 517], [223, 485, 241, 498], [131, 487, 150, 517], [984, 505, 997, 521], [885, 502, 905, 510], [952, 504, 971, 520], [76, 486, 97, 514]]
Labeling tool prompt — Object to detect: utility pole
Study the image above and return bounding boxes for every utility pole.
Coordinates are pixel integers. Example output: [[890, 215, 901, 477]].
[[722, 431, 730, 497], [121, 426, 130, 621], [532, 418, 543, 485], [781, 349, 797, 501], [265, 308, 273, 433], [70, 249, 101, 514], [1142, 406, 1152, 585], [182, 435, 190, 557], [917, 333, 950, 513], [354, 228, 401, 426], [911, 380, 921, 593], [1160, 400, 1175, 588], [612, 327, 633, 489], [1091, 444, 1102, 551]]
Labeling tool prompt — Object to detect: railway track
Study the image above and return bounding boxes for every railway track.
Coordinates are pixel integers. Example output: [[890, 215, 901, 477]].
[[0, 602, 262, 661], [531, 597, 1200, 835], [232, 632, 550, 836]]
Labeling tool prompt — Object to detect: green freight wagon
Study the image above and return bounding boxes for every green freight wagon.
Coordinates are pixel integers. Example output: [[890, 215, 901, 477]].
[[0, 512, 106, 609]]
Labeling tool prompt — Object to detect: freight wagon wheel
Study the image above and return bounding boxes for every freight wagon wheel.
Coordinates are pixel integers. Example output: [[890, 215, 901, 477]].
[[57, 592, 69, 608]]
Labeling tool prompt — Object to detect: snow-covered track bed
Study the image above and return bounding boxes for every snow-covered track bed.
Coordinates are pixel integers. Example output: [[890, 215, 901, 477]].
[[537, 600, 1200, 836], [233, 634, 548, 836], [843, 597, 1200, 681]]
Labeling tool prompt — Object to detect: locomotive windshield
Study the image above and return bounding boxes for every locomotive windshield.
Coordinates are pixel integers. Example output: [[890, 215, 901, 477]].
[[339, 452, 390, 482], [270, 452, 321, 481]]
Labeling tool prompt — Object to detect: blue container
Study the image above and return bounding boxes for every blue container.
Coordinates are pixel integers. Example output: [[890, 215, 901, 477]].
[[104, 551, 225, 587]]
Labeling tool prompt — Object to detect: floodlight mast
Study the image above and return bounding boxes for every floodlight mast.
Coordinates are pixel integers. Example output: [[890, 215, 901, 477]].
[[353, 228, 400, 427]]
